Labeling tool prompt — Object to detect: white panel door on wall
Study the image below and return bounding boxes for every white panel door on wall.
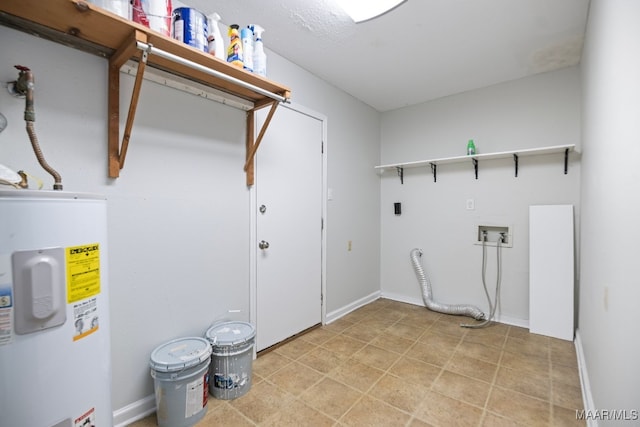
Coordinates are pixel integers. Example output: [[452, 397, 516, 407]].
[[255, 105, 323, 351]]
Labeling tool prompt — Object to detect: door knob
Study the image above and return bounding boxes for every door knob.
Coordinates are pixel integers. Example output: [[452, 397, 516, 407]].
[[259, 205, 267, 213], [259, 240, 270, 250]]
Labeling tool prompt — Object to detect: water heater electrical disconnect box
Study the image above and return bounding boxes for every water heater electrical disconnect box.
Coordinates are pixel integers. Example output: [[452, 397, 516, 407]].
[[12, 247, 66, 335]]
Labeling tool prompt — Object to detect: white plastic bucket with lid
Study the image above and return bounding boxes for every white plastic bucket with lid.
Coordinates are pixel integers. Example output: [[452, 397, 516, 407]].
[[149, 337, 212, 427], [205, 321, 256, 400]]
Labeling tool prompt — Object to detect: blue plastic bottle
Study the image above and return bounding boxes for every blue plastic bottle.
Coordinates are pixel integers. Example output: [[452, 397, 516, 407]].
[[241, 27, 254, 72]]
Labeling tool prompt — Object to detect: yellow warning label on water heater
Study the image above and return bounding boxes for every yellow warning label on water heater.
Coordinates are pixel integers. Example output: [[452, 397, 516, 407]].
[[66, 244, 101, 303]]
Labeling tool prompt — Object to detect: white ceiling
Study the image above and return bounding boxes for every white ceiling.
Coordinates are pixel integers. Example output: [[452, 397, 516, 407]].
[[188, 0, 590, 112]]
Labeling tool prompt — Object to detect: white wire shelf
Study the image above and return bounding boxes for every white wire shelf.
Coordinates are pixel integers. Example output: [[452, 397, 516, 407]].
[[375, 144, 577, 182]]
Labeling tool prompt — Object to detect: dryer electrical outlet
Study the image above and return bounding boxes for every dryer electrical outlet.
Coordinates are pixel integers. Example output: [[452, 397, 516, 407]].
[[475, 225, 513, 248]]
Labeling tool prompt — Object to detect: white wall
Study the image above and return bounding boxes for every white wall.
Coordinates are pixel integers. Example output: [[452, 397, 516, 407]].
[[580, 0, 640, 420], [380, 68, 581, 325], [0, 26, 250, 412], [0, 24, 381, 420]]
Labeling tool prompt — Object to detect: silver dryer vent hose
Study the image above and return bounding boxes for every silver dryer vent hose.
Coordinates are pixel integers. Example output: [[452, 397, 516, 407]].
[[410, 248, 485, 320]]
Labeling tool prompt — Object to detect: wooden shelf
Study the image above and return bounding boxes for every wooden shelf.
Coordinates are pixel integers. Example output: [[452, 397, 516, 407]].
[[376, 144, 577, 182], [0, 0, 292, 185]]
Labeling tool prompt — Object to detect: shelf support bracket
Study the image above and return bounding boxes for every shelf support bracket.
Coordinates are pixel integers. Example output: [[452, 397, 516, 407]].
[[246, 106, 255, 186], [396, 166, 404, 184], [430, 162, 437, 182], [564, 148, 569, 174], [244, 100, 279, 186], [513, 153, 519, 177], [108, 30, 148, 178], [472, 158, 478, 179]]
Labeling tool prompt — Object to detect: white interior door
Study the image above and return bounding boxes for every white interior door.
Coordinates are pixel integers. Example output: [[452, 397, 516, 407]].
[[255, 105, 323, 351]]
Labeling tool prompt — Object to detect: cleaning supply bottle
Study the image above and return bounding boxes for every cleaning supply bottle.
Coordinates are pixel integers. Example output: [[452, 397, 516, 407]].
[[467, 139, 476, 155], [250, 24, 267, 77], [241, 26, 254, 72], [207, 13, 225, 60], [227, 24, 243, 68]]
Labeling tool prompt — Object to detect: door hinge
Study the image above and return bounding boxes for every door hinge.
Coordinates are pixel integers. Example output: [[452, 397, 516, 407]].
[[321, 217, 324, 230], [321, 141, 324, 154]]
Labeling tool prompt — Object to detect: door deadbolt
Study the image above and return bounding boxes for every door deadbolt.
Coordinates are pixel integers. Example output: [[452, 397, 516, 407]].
[[259, 205, 267, 213], [259, 240, 270, 250]]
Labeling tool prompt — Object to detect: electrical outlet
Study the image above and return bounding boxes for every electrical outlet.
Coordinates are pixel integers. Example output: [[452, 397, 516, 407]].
[[466, 199, 475, 210]]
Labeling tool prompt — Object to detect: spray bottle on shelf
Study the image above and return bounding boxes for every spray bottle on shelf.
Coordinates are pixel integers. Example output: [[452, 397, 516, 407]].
[[227, 24, 243, 68], [207, 13, 225, 60], [250, 24, 267, 77], [240, 26, 254, 72], [467, 139, 476, 155], [131, 0, 149, 27]]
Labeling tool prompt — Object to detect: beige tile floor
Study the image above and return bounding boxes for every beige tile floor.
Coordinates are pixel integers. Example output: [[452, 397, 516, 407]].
[[132, 299, 585, 426]]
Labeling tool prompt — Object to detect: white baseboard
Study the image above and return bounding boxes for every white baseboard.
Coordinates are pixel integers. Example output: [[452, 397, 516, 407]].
[[113, 395, 156, 427], [325, 290, 381, 324], [115, 296, 543, 427], [380, 291, 423, 307], [117, 291, 380, 425], [493, 313, 529, 329], [381, 292, 530, 329], [575, 329, 598, 427]]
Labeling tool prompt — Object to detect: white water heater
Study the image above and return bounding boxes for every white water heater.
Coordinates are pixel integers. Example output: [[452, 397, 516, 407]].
[[0, 190, 112, 426]]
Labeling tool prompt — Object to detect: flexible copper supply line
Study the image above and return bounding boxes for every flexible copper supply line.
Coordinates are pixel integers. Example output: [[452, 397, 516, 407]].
[[25, 122, 62, 189], [15, 65, 63, 190]]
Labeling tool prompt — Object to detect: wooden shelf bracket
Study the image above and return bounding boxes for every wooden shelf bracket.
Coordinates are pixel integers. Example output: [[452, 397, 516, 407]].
[[108, 30, 148, 178], [244, 100, 279, 186], [1, 0, 292, 184], [108, 36, 287, 183]]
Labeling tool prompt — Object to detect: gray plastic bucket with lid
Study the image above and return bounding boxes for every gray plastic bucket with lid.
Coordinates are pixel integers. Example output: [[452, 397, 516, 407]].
[[149, 336, 212, 427], [205, 321, 256, 399]]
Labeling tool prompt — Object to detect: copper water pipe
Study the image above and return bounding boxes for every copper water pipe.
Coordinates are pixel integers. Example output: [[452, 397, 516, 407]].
[[14, 65, 63, 190]]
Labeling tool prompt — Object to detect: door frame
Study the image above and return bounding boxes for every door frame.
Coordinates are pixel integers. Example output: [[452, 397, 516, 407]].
[[248, 101, 328, 340]]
